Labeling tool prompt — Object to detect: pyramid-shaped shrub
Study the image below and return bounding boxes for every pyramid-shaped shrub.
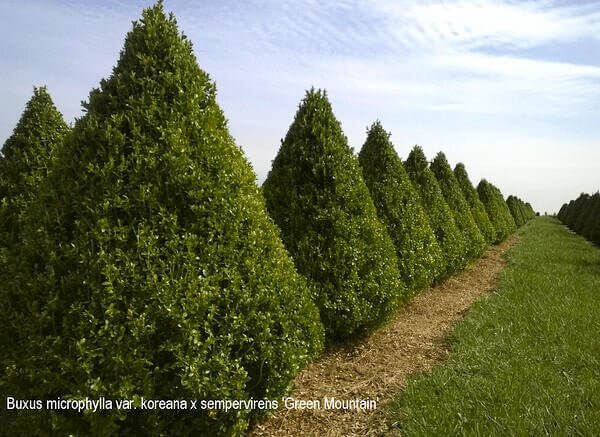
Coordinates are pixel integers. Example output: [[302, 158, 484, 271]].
[[560, 200, 576, 225], [582, 193, 600, 242], [525, 202, 536, 219], [558, 193, 599, 243], [404, 146, 465, 277], [574, 193, 595, 234], [506, 195, 525, 227], [517, 198, 531, 224], [358, 121, 443, 292], [477, 180, 517, 243], [512, 196, 534, 226], [262, 90, 405, 341], [431, 152, 486, 260], [1, 4, 323, 435], [565, 193, 589, 230], [557, 203, 568, 221], [0, 87, 70, 249], [0, 87, 70, 366], [565, 200, 577, 224], [522, 198, 535, 222], [453, 163, 496, 244]]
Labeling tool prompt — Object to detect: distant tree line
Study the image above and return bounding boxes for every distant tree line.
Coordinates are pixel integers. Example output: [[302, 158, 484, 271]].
[[557, 193, 600, 244]]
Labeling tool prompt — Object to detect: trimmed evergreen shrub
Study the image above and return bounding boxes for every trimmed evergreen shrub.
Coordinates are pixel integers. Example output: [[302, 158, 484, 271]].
[[558, 192, 599, 245], [431, 152, 486, 260], [454, 163, 496, 244], [0, 89, 71, 407], [574, 194, 594, 234], [565, 193, 590, 230], [560, 200, 576, 224], [557, 203, 568, 221], [404, 146, 465, 276], [0, 87, 70, 249], [525, 202, 536, 219], [506, 195, 525, 227], [581, 193, 600, 242], [521, 199, 532, 223], [263, 90, 405, 341], [1, 3, 323, 435], [476, 180, 517, 243], [358, 121, 443, 292], [520, 198, 530, 222], [524, 199, 535, 222]]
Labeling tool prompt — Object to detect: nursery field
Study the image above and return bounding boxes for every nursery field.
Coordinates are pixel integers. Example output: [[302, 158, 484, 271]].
[[1, 2, 596, 436], [388, 217, 600, 435], [253, 236, 517, 436]]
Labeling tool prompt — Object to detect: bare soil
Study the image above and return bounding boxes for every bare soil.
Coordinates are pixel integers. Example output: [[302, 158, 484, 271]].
[[251, 237, 517, 436]]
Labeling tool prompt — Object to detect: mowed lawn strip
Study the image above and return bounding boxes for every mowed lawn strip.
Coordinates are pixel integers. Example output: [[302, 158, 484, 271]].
[[388, 217, 600, 436]]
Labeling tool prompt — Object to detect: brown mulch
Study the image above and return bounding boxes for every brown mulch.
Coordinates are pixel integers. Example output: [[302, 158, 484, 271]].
[[251, 236, 518, 437]]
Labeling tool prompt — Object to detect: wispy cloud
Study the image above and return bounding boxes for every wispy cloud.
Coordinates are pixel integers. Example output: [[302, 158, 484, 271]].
[[180, 0, 600, 117], [376, 0, 600, 51], [1, 0, 599, 212]]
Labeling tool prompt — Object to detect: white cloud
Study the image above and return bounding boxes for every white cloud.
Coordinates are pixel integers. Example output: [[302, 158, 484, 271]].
[[188, 0, 600, 117], [370, 0, 600, 51], [1, 0, 599, 212]]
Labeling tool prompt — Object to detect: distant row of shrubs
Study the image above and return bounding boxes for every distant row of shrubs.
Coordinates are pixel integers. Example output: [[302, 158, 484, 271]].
[[0, 3, 535, 435], [557, 193, 600, 244]]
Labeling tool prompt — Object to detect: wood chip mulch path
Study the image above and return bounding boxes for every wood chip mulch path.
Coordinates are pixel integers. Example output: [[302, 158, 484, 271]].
[[251, 236, 518, 436]]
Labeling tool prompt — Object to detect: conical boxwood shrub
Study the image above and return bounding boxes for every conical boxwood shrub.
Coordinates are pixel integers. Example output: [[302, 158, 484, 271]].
[[0, 87, 70, 370], [574, 194, 594, 234], [581, 193, 600, 242], [558, 192, 599, 244], [557, 203, 568, 221], [564, 193, 589, 230], [506, 195, 533, 228], [431, 152, 486, 260], [477, 179, 517, 243], [1, 3, 323, 435], [358, 121, 443, 292], [525, 200, 535, 221], [565, 200, 576, 223], [525, 202, 536, 218], [263, 90, 405, 340], [453, 163, 496, 244], [506, 195, 525, 227], [0, 87, 70, 249], [560, 200, 576, 225], [521, 199, 533, 223], [404, 146, 465, 277]]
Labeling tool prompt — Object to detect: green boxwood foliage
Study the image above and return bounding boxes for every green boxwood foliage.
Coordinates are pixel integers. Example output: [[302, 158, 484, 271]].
[[506, 196, 525, 227], [564, 193, 589, 230], [574, 194, 595, 234], [506, 195, 534, 228], [525, 202, 536, 218], [1, 3, 323, 435], [0, 87, 70, 249], [558, 200, 575, 224], [431, 152, 486, 260], [558, 192, 600, 244], [358, 121, 443, 292], [525, 201, 535, 220], [404, 146, 465, 277], [581, 193, 600, 242], [262, 90, 405, 341], [476, 180, 517, 243], [557, 203, 568, 221], [453, 163, 496, 244], [572, 195, 589, 229]]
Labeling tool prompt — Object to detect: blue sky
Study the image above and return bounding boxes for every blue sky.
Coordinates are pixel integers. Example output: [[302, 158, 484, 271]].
[[1, 0, 599, 213]]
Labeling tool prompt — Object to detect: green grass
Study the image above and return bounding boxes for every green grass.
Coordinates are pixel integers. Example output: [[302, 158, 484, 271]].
[[388, 217, 600, 436]]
